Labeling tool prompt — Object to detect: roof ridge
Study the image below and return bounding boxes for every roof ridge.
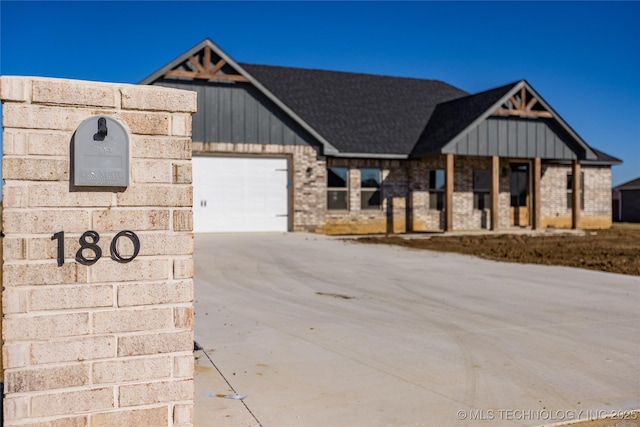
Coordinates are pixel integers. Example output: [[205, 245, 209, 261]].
[[241, 62, 468, 155], [239, 62, 463, 87], [435, 80, 522, 106]]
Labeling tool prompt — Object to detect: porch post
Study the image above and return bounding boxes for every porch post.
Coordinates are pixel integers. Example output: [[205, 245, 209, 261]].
[[572, 159, 581, 229], [445, 153, 454, 232], [490, 155, 500, 230], [532, 157, 541, 230]]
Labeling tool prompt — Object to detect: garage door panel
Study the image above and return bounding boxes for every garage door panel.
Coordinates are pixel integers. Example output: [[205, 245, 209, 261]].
[[193, 156, 288, 232]]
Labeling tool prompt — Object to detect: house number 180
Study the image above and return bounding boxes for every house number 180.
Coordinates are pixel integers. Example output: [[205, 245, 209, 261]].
[[51, 230, 140, 267]]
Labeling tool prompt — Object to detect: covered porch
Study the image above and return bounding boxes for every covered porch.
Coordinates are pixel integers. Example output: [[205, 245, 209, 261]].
[[409, 81, 600, 233], [438, 154, 583, 232]]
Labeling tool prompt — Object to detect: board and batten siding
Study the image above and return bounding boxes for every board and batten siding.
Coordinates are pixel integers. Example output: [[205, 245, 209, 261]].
[[154, 79, 318, 146], [447, 117, 584, 160]]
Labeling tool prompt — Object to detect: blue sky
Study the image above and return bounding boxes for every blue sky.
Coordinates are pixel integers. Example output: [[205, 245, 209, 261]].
[[1, 1, 638, 186]]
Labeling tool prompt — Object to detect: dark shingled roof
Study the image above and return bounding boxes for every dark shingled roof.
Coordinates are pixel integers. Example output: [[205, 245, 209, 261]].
[[140, 39, 622, 165], [411, 82, 519, 157], [588, 148, 623, 165], [613, 177, 640, 190], [239, 63, 468, 155]]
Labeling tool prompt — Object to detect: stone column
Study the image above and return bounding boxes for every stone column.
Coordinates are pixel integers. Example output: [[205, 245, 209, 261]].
[[1, 76, 196, 426]]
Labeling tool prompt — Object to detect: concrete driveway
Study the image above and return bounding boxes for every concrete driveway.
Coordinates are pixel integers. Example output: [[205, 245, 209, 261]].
[[193, 233, 639, 427]]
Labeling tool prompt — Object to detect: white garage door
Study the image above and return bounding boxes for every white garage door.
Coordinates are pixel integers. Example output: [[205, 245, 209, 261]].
[[192, 156, 289, 232]]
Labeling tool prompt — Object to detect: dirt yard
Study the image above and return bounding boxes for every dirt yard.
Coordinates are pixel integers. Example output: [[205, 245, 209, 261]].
[[354, 223, 640, 276]]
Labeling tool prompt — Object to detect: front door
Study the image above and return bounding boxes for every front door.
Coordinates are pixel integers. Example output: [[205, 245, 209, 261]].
[[510, 163, 530, 227]]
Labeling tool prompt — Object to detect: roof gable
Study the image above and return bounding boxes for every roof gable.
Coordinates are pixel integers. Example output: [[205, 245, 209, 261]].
[[140, 39, 340, 155], [140, 39, 247, 84], [412, 82, 517, 156], [413, 80, 599, 161]]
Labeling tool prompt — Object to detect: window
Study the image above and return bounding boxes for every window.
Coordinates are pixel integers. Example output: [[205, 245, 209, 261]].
[[567, 172, 585, 210], [473, 170, 491, 210], [510, 164, 528, 207], [360, 168, 381, 210], [429, 169, 445, 210], [327, 167, 348, 210]]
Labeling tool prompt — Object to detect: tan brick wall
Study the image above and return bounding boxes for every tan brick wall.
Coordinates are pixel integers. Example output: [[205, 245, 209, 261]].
[[541, 164, 612, 229], [584, 166, 612, 219], [192, 142, 327, 233], [451, 156, 489, 230], [187, 137, 613, 234], [325, 158, 408, 235], [409, 156, 511, 231], [1, 76, 196, 426], [409, 156, 443, 231]]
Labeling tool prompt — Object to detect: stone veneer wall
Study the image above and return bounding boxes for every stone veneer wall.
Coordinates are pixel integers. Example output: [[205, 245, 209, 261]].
[[1, 76, 196, 426], [540, 164, 612, 229]]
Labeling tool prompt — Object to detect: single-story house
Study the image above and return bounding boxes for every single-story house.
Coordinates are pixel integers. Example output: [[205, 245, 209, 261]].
[[141, 39, 621, 234], [612, 177, 640, 222]]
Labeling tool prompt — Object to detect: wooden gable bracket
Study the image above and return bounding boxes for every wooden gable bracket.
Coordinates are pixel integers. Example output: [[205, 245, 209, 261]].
[[164, 46, 248, 82], [493, 86, 552, 118]]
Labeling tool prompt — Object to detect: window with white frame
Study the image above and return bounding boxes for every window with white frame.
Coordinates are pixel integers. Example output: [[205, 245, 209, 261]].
[[327, 167, 349, 210], [360, 168, 381, 210]]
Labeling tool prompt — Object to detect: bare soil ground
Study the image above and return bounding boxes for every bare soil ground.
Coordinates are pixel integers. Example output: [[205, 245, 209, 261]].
[[354, 223, 640, 276]]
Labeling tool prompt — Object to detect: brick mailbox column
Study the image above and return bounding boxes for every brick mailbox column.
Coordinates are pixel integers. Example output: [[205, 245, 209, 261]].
[[1, 76, 196, 426]]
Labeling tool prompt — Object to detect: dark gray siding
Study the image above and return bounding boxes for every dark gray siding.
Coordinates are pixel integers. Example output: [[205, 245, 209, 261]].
[[621, 190, 640, 222], [153, 79, 319, 146], [448, 117, 584, 160]]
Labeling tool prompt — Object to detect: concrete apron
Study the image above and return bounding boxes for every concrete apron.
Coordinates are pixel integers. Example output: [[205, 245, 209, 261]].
[[194, 355, 638, 427], [194, 349, 260, 427], [193, 232, 639, 427]]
